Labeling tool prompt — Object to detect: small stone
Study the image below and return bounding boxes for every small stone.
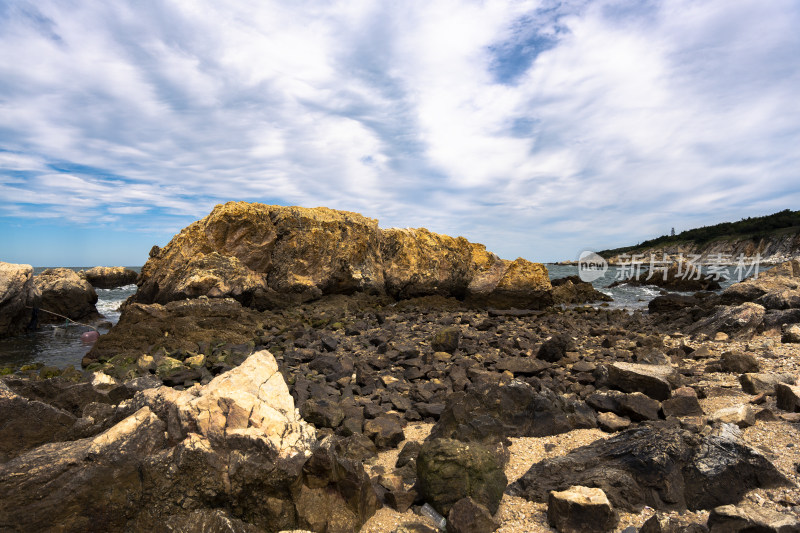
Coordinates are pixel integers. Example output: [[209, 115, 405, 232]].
[[447, 497, 499, 533], [431, 327, 461, 354], [775, 383, 800, 412], [363, 415, 405, 449], [547, 485, 618, 533], [709, 405, 756, 428], [597, 412, 631, 433]]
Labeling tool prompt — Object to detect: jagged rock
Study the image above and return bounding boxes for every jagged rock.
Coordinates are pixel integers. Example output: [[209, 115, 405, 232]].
[[547, 485, 618, 533], [707, 503, 800, 532], [687, 303, 765, 340], [447, 497, 499, 533], [720, 259, 800, 310], [0, 384, 77, 462], [494, 357, 550, 376], [507, 425, 790, 512], [739, 373, 796, 395], [132, 202, 552, 310], [0, 262, 40, 337], [775, 383, 800, 412], [417, 438, 507, 516], [428, 381, 596, 446], [1, 350, 380, 532], [587, 390, 661, 421], [34, 267, 101, 324], [81, 266, 139, 289], [300, 398, 345, 428], [606, 362, 677, 401]]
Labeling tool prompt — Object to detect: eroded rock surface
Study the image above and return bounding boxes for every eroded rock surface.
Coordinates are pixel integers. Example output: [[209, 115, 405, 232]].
[[81, 266, 139, 289], [0, 262, 39, 337], [34, 267, 100, 324]]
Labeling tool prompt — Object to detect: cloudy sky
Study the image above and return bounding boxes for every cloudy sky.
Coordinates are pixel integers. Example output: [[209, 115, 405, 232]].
[[1, 0, 799, 266]]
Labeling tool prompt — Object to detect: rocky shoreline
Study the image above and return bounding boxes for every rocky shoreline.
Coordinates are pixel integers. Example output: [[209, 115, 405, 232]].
[[1, 203, 799, 533]]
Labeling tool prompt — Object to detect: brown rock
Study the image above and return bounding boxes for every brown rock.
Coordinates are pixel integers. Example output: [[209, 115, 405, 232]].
[[34, 267, 100, 324], [81, 266, 138, 289], [708, 503, 800, 532], [547, 485, 618, 533], [775, 382, 800, 412], [0, 262, 40, 337], [447, 497, 499, 533]]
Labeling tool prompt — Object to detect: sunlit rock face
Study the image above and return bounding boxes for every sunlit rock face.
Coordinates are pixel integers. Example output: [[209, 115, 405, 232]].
[[133, 201, 552, 309]]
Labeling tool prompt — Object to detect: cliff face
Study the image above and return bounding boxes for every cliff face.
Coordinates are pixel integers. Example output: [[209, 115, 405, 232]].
[[134, 202, 552, 309], [606, 232, 800, 265]]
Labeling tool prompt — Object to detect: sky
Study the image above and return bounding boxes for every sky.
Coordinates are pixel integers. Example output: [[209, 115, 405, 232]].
[[1, 0, 799, 266]]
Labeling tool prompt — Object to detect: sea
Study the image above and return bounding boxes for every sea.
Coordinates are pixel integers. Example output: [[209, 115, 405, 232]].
[[0, 264, 741, 371]]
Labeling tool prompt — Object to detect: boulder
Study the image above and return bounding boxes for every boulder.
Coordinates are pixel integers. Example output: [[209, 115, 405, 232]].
[[431, 326, 461, 353], [161, 509, 264, 533], [507, 425, 790, 512], [81, 266, 139, 289], [719, 351, 760, 373], [781, 324, 800, 343], [739, 373, 796, 395], [132, 202, 553, 310], [596, 412, 631, 432], [586, 390, 661, 421], [649, 294, 700, 314], [606, 362, 677, 401], [428, 381, 596, 446], [661, 388, 704, 418], [547, 486, 618, 533], [416, 438, 507, 516], [719, 259, 800, 310], [363, 415, 405, 450], [775, 383, 800, 412], [0, 262, 40, 337], [709, 405, 756, 428], [83, 297, 263, 367], [538, 334, 577, 362], [0, 350, 380, 532], [551, 278, 613, 305], [447, 497, 499, 533], [687, 303, 765, 340], [34, 267, 101, 324], [640, 514, 709, 533], [707, 503, 800, 532]]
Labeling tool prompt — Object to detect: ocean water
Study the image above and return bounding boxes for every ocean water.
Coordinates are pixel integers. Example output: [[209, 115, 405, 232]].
[[0, 267, 139, 370], [1, 263, 738, 370]]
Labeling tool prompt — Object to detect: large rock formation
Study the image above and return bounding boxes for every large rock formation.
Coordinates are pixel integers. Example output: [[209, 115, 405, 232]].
[[81, 266, 139, 289], [0, 350, 379, 533], [132, 202, 553, 310], [0, 262, 39, 337], [719, 259, 800, 309], [34, 267, 101, 324]]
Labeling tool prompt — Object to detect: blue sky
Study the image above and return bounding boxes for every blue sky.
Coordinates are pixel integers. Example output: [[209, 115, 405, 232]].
[[1, 0, 799, 266]]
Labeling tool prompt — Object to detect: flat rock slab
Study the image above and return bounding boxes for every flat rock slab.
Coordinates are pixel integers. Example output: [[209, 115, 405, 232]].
[[708, 503, 800, 532], [606, 362, 677, 401], [507, 425, 790, 512], [547, 485, 619, 533]]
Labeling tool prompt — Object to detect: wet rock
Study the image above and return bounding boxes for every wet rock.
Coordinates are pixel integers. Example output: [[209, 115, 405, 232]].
[[81, 266, 138, 289], [547, 485, 618, 533], [428, 381, 596, 446], [34, 267, 101, 324], [417, 438, 507, 516], [551, 278, 613, 305], [431, 326, 460, 353], [606, 362, 676, 401], [719, 259, 800, 310], [447, 497, 499, 533], [364, 415, 405, 450], [775, 383, 800, 412], [507, 425, 790, 512], [687, 303, 765, 340], [739, 373, 796, 395], [649, 294, 699, 314], [707, 503, 800, 532], [0, 262, 40, 337]]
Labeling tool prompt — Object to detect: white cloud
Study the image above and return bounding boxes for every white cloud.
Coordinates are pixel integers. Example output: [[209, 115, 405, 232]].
[[1, 0, 799, 262]]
